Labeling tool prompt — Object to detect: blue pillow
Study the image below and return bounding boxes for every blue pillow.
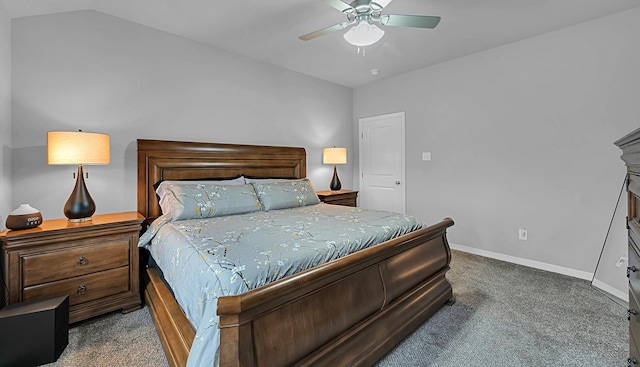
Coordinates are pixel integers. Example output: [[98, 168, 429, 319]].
[[251, 179, 320, 211], [158, 183, 262, 221], [155, 176, 246, 199]]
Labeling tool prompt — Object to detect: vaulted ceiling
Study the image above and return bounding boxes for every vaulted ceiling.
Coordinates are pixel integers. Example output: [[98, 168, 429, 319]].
[[3, 0, 639, 88]]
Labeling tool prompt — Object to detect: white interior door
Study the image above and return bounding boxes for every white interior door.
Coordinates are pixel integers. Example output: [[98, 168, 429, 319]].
[[359, 112, 405, 213]]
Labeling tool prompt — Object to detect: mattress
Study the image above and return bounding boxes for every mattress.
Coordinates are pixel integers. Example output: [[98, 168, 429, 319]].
[[139, 203, 423, 367]]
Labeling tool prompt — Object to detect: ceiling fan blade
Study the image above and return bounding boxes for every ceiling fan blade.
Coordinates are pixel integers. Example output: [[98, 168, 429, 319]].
[[321, 0, 354, 13], [380, 14, 441, 29], [299, 22, 351, 41], [371, 0, 393, 9]]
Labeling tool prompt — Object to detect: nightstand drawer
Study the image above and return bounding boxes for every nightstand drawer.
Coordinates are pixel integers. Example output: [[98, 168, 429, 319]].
[[23, 266, 130, 306], [327, 198, 357, 207], [22, 239, 130, 286]]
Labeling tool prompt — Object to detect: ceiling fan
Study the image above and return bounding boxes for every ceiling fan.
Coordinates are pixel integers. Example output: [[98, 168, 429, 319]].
[[299, 0, 441, 49]]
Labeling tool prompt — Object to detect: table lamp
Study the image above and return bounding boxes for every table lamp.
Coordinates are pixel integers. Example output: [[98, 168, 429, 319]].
[[323, 147, 347, 191], [47, 131, 110, 223]]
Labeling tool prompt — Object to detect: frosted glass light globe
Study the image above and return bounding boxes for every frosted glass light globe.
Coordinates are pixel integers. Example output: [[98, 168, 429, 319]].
[[343, 21, 385, 47]]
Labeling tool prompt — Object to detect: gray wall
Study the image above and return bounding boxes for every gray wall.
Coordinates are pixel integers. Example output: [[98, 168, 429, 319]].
[[353, 8, 640, 297], [0, 2, 11, 229], [11, 10, 353, 220]]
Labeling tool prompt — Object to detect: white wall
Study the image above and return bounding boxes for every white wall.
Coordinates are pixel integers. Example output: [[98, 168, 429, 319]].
[[353, 8, 640, 297], [0, 1, 11, 229], [11, 10, 353, 220]]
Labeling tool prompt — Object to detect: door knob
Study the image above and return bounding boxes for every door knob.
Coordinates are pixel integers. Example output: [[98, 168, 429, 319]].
[[395, 181, 401, 185]]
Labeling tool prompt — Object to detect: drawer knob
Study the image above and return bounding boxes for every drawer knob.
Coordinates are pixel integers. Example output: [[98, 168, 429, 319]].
[[629, 357, 638, 366], [77, 256, 88, 266], [77, 285, 87, 295], [628, 266, 638, 278], [628, 309, 638, 320]]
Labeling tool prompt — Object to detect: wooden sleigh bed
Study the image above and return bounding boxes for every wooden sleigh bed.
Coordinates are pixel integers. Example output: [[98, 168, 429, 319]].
[[137, 139, 455, 367]]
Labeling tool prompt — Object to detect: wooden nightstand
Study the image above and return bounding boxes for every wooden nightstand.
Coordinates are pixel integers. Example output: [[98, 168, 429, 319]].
[[316, 190, 359, 207], [0, 212, 144, 323]]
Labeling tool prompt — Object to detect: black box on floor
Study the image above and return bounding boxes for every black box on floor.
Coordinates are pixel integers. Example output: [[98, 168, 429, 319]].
[[0, 295, 69, 367]]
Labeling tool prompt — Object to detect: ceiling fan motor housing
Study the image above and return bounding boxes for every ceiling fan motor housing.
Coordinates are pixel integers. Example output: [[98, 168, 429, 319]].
[[349, 0, 382, 14]]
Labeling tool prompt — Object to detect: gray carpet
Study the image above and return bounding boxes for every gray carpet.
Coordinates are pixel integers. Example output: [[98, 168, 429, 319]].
[[375, 251, 627, 367], [43, 303, 167, 367], [44, 250, 627, 366]]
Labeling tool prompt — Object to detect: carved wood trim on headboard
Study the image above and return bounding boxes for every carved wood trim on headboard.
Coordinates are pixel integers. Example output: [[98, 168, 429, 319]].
[[137, 139, 306, 222]]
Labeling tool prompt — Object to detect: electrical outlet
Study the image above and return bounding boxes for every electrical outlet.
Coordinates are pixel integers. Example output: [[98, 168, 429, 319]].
[[518, 227, 527, 241], [615, 256, 627, 268]]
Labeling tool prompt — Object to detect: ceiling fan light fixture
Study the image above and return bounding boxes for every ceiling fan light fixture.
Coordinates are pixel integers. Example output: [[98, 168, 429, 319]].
[[343, 20, 385, 47]]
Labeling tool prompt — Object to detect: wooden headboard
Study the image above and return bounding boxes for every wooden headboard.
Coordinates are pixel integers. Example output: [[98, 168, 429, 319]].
[[137, 139, 306, 222]]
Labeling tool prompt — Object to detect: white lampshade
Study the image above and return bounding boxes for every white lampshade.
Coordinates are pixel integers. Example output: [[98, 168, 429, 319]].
[[47, 131, 110, 165], [323, 147, 347, 165], [343, 21, 385, 47]]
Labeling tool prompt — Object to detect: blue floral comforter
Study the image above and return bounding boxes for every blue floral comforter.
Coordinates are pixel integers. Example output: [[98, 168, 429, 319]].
[[139, 203, 423, 367]]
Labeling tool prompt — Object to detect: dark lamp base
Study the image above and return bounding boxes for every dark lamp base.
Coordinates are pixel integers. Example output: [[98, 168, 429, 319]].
[[330, 165, 342, 191], [64, 165, 97, 222]]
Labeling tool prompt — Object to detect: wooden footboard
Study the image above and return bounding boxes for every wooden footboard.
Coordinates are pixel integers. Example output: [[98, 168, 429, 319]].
[[143, 217, 453, 367], [217, 217, 454, 367]]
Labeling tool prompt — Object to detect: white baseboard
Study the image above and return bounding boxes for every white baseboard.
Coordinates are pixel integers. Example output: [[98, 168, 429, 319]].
[[591, 279, 628, 303], [449, 243, 628, 303]]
